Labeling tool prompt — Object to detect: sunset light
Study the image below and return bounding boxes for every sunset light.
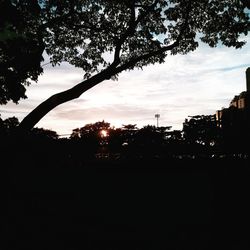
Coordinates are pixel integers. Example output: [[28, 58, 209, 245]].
[[100, 129, 108, 137], [2, 2, 249, 249]]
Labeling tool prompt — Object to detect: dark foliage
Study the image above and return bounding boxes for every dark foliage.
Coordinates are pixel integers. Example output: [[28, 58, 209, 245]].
[[0, 1, 248, 129], [0, 0, 44, 104], [2, 117, 249, 249]]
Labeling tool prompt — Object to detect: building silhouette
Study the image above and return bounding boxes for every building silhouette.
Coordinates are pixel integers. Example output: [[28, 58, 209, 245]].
[[216, 68, 250, 127], [215, 68, 250, 151]]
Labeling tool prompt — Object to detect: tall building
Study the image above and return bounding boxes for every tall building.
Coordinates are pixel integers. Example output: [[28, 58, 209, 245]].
[[228, 68, 250, 110], [216, 68, 250, 146], [216, 67, 250, 123], [246, 67, 250, 92]]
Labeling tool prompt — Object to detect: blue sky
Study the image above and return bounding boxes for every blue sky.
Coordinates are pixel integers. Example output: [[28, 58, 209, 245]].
[[1, 37, 250, 135]]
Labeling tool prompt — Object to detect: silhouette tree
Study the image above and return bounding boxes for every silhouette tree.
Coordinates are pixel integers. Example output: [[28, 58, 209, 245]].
[[219, 106, 250, 154], [0, 115, 59, 161], [30, 127, 59, 140], [0, 1, 248, 130], [0, 115, 19, 137], [132, 125, 169, 158], [70, 120, 112, 154], [0, 0, 44, 104], [182, 115, 221, 155], [120, 124, 138, 145], [70, 120, 111, 139]]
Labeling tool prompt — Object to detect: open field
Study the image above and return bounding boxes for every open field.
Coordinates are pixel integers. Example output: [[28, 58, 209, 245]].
[[3, 158, 249, 249]]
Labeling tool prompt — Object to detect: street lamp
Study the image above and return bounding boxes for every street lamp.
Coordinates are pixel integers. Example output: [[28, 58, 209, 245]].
[[155, 114, 160, 127]]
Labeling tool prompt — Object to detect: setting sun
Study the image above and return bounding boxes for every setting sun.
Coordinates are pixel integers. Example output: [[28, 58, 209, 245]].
[[100, 129, 108, 137]]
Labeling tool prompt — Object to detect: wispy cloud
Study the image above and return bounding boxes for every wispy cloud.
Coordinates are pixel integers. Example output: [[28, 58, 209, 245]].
[[212, 64, 250, 72], [1, 38, 250, 135]]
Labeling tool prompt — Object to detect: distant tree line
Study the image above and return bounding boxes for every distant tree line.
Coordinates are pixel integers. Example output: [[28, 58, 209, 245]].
[[1, 114, 249, 162]]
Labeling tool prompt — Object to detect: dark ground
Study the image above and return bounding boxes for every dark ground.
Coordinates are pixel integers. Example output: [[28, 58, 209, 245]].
[[3, 156, 250, 249]]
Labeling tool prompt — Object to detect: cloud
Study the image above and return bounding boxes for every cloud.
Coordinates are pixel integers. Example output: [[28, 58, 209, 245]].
[[214, 63, 250, 72], [1, 37, 250, 135]]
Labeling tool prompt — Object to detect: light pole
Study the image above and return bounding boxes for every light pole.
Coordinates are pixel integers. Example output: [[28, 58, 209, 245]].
[[155, 114, 160, 127]]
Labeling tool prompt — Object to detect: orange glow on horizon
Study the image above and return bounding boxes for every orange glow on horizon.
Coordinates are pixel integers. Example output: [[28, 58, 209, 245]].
[[100, 129, 108, 137]]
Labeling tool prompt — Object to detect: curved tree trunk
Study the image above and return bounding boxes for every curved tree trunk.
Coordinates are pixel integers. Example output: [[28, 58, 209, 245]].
[[19, 41, 179, 131], [19, 69, 112, 131]]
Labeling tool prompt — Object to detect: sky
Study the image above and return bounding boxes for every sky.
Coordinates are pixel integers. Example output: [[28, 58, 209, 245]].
[[1, 37, 250, 136]]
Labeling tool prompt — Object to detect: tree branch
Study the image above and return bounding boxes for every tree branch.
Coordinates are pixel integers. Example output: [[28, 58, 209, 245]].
[[18, 0, 193, 131], [114, 40, 179, 75], [114, 0, 192, 75], [111, 0, 160, 67], [112, 1, 136, 67], [19, 67, 115, 130], [131, 0, 160, 30], [40, 11, 103, 33]]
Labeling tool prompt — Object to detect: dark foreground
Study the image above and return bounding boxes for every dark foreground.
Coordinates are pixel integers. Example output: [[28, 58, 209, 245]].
[[3, 157, 250, 249]]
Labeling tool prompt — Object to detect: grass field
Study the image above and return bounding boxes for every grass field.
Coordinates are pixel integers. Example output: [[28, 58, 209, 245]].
[[3, 158, 250, 249]]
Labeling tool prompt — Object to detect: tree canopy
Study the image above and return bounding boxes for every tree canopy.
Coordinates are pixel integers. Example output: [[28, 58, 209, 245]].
[[0, 0, 249, 130], [0, 0, 44, 104]]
